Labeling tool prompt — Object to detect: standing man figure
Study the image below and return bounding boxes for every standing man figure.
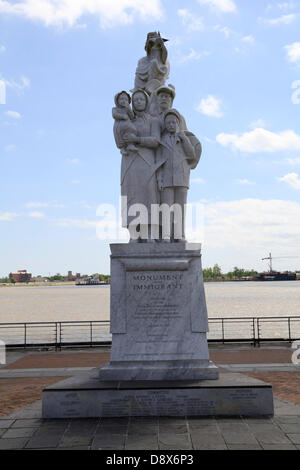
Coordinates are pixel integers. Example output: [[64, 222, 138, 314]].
[[153, 85, 187, 131]]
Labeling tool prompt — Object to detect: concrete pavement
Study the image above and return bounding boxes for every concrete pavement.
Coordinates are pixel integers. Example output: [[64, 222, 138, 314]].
[[0, 345, 299, 450]]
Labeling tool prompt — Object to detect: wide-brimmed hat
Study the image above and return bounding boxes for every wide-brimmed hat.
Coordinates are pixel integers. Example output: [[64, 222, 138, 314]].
[[156, 84, 176, 100]]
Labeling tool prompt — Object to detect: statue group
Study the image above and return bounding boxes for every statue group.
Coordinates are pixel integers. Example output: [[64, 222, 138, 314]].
[[113, 32, 202, 243], [42, 32, 273, 418]]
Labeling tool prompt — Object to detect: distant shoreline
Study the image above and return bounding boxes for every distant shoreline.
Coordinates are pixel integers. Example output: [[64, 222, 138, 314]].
[[1, 278, 299, 288], [0, 281, 76, 287]]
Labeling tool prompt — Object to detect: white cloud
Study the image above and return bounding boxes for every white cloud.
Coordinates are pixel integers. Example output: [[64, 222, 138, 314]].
[[51, 199, 300, 256], [201, 199, 300, 252], [285, 42, 300, 64], [71, 179, 80, 184], [177, 48, 211, 64], [1, 75, 30, 93], [54, 216, 128, 240], [25, 202, 48, 208], [291, 79, 300, 104], [217, 127, 300, 153], [28, 211, 45, 218], [74, 23, 87, 30], [0, 212, 18, 221], [278, 172, 300, 189], [4, 110, 21, 119], [0, 0, 163, 29], [177, 9, 204, 32], [25, 201, 65, 208], [191, 177, 205, 183], [259, 13, 297, 25], [67, 158, 80, 164], [0, 45, 5, 52], [237, 179, 256, 185], [286, 157, 300, 165], [214, 24, 232, 38], [196, 95, 223, 118], [249, 118, 267, 129], [242, 35, 255, 44], [277, 2, 296, 10], [197, 0, 236, 13]]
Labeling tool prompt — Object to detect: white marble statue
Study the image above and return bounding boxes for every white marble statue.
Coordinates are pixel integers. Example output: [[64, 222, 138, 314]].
[[112, 33, 202, 243], [112, 91, 138, 155], [120, 89, 161, 241], [134, 32, 170, 95], [156, 109, 201, 241], [152, 84, 187, 131]]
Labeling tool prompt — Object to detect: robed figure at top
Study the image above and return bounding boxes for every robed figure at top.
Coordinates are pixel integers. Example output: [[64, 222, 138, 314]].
[[134, 31, 170, 95]]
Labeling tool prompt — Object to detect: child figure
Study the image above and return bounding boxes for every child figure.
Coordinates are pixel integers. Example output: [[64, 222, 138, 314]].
[[112, 91, 138, 155], [156, 109, 200, 241]]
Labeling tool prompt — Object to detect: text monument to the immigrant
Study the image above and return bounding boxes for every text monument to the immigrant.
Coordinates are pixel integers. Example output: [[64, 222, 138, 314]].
[[42, 33, 274, 418]]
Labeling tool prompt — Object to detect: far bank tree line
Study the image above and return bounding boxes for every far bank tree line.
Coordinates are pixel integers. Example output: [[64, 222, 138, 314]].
[[0, 273, 111, 283], [203, 265, 258, 281], [43, 273, 111, 283]]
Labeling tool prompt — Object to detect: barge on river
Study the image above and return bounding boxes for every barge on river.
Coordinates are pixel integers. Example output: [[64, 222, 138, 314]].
[[254, 252, 297, 281]]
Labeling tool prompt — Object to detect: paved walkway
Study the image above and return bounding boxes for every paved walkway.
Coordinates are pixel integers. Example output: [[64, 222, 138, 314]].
[[1, 399, 300, 450], [0, 346, 299, 450]]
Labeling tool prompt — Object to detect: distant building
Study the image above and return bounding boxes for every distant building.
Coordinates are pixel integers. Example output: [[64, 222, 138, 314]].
[[9, 270, 32, 283], [67, 271, 81, 281]]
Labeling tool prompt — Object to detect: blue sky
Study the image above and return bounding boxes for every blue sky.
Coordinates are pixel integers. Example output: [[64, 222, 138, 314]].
[[1, 0, 300, 276]]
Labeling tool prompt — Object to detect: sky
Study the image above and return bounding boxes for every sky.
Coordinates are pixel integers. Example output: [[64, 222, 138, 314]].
[[1, 0, 300, 276]]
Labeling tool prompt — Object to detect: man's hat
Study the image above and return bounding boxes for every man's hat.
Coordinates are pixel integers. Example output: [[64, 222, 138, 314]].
[[156, 84, 176, 100]]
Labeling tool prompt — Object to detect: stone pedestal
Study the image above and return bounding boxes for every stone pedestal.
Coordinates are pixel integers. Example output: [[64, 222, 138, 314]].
[[98, 242, 218, 381], [42, 371, 274, 418], [42, 242, 275, 419]]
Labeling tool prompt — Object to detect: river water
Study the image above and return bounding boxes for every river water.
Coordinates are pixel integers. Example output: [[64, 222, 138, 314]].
[[0, 281, 299, 343], [0, 281, 299, 323]]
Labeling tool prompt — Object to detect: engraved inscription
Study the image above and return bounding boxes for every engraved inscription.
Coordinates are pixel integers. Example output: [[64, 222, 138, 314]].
[[96, 388, 272, 417], [127, 271, 186, 318], [124, 270, 192, 358]]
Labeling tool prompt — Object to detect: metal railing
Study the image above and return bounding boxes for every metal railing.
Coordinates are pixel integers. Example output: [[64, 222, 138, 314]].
[[0, 316, 299, 349], [0, 320, 111, 349]]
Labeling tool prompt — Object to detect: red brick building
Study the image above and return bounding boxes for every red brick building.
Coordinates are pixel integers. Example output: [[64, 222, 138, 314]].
[[9, 270, 32, 283], [67, 271, 81, 281]]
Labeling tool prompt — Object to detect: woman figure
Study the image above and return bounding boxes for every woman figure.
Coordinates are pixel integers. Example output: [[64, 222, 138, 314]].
[[121, 89, 160, 242]]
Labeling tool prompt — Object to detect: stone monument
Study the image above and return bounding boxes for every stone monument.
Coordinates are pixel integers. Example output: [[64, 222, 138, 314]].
[[100, 30, 217, 381], [42, 32, 274, 418]]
